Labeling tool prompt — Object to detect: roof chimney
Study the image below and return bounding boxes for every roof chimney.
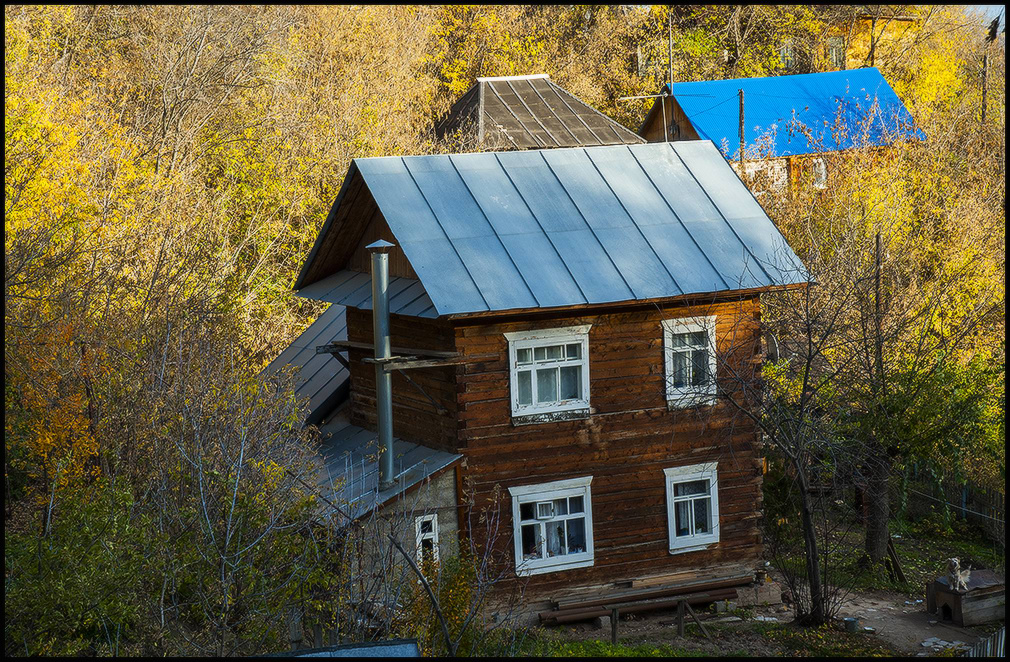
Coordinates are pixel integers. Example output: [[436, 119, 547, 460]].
[[367, 239, 395, 490]]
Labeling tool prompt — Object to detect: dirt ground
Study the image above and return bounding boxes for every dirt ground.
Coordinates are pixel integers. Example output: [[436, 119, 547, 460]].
[[544, 585, 995, 656]]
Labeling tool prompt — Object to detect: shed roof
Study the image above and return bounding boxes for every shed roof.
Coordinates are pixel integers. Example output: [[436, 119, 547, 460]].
[[645, 68, 923, 159], [434, 74, 645, 149], [314, 405, 462, 524], [263, 304, 348, 424], [296, 141, 807, 316]]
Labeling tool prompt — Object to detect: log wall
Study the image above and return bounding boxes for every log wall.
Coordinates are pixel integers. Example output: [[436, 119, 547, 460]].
[[453, 297, 765, 599]]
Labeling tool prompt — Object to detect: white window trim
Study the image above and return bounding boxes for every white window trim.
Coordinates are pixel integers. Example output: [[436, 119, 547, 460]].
[[508, 476, 594, 576], [414, 513, 439, 563], [811, 157, 827, 189], [504, 325, 591, 418], [664, 462, 720, 554], [662, 316, 718, 407]]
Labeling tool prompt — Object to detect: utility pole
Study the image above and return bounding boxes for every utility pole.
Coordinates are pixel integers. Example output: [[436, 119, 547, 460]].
[[738, 88, 745, 166]]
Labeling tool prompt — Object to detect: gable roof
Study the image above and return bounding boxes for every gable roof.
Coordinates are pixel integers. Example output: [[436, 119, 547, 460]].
[[434, 74, 645, 149], [296, 140, 807, 317], [645, 67, 923, 159]]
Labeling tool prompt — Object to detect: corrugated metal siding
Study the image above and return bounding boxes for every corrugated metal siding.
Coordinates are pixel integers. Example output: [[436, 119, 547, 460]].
[[435, 74, 645, 149], [263, 304, 349, 424], [315, 407, 461, 523], [666, 67, 924, 159], [319, 141, 806, 316]]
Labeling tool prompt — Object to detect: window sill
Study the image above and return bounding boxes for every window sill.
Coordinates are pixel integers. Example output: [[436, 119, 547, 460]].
[[511, 408, 591, 427], [668, 539, 718, 556], [516, 555, 594, 576], [666, 394, 718, 410]]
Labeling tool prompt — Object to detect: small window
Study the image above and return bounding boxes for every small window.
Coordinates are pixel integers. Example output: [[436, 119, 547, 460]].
[[780, 39, 795, 70], [827, 36, 845, 69], [505, 325, 591, 420], [414, 514, 439, 564], [662, 316, 717, 407], [664, 462, 720, 554], [509, 476, 594, 575], [811, 157, 827, 189]]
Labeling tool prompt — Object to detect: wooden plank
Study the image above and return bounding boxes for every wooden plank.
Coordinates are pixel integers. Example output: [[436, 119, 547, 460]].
[[318, 340, 460, 359]]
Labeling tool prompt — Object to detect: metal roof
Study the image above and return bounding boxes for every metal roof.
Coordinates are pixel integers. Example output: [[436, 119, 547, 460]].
[[297, 140, 807, 316], [314, 405, 462, 524], [296, 269, 437, 318], [657, 67, 924, 159], [434, 74, 645, 149], [263, 304, 348, 424]]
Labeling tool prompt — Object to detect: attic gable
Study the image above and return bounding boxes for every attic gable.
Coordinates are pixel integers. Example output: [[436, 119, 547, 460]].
[[296, 141, 808, 319]]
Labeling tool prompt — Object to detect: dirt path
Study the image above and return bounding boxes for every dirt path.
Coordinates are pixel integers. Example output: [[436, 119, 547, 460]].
[[835, 589, 982, 656]]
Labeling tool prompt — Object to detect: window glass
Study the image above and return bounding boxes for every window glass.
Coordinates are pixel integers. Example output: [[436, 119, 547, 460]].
[[508, 327, 590, 416]]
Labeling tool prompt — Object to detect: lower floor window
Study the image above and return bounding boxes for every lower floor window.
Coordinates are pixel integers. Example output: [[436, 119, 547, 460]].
[[414, 514, 439, 564], [509, 476, 594, 575], [664, 462, 720, 553]]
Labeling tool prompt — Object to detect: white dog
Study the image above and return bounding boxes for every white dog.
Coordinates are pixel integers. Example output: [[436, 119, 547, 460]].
[[947, 557, 971, 592]]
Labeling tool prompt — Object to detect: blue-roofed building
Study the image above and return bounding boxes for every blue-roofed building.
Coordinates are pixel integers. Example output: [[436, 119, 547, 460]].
[[639, 68, 923, 192], [292, 139, 807, 610]]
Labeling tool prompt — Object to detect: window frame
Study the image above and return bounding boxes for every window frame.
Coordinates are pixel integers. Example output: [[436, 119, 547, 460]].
[[662, 316, 718, 408], [811, 157, 827, 190], [508, 476, 594, 576], [664, 462, 720, 554], [414, 513, 439, 564], [504, 325, 592, 419]]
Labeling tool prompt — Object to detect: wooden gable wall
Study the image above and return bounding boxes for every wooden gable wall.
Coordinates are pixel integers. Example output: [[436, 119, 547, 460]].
[[640, 95, 700, 143]]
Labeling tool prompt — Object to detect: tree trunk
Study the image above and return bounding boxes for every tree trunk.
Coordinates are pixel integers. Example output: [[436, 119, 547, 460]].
[[863, 451, 891, 564], [797, 467, 825, 625]]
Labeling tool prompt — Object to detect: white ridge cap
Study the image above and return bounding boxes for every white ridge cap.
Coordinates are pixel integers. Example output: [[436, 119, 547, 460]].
[[476, 73, 550, 82]]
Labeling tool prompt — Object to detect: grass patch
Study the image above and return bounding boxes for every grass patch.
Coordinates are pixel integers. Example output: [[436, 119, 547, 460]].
[[756, 622, 899, 657]]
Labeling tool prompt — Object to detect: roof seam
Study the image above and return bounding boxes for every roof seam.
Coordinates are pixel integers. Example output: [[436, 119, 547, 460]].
[[544, 80, 605, 146], [446, 154, 541, 308], [584, 148, 685, 296], [397, 157, 492, 314], [669, 144, 777, 286], [486, 81, 544, 148], [492, 152, 590, 304], [505, 79, 563, 147], [538, 150, 637, 299]]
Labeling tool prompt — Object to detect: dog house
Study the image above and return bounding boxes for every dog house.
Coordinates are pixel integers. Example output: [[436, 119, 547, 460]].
[[926, 569, 1005, 627]]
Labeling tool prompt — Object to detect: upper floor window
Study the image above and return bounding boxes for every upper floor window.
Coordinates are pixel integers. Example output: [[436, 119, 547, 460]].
[[662, 316, 717, 407], [508, 476, 594, 575], [664, 462, 721, 554], [811, 157, 827, 189], [504, 325, 591, 421]]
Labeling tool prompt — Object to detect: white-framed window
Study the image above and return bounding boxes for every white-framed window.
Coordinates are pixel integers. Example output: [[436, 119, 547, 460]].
[[780, 38, 795, 70], [811, 157, 827, 189], [414, 514, 439, 564], [827, 36, 845, 69], [664, 462, 720, 554], [508, 476, 594, 576], [504, 325, 591, 419], [662, 316, 717, 407]]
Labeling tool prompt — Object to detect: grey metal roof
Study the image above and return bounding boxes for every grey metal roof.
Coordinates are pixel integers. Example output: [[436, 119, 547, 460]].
[[314, 406, 461, 524], [297, 140, 807, 316], [263, 304, 348, 424], [434, 74, 645, 149], [296, 269, 437, 318]]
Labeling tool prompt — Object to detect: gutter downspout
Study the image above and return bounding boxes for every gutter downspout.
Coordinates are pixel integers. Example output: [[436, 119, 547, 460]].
[[368, 239, 395, 490]]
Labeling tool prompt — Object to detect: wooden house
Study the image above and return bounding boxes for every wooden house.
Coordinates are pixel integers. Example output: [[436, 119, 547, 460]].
[[637, 68, 923, 194], [434, 73, 645, 150], [288, 139, 808, 609]]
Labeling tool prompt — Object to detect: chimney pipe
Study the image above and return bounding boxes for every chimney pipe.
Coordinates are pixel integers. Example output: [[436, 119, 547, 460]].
[[367, 239, 395, 491]]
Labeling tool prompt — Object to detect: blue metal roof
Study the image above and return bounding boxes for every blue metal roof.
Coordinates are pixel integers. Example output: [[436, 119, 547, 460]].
[[668, 68, 924, 159], [298, 140, 807, 316]]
